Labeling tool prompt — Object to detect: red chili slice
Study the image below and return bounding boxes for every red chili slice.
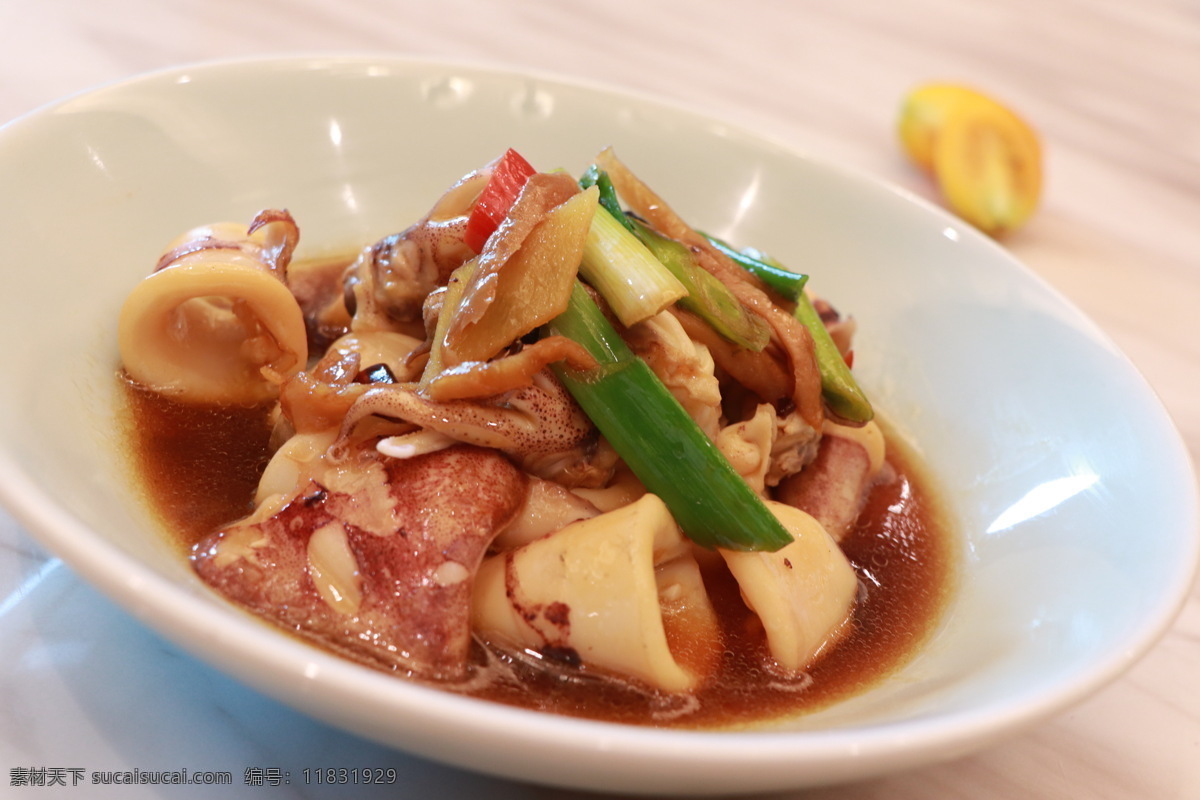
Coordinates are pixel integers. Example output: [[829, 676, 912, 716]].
[[463, 148, 538, 253]]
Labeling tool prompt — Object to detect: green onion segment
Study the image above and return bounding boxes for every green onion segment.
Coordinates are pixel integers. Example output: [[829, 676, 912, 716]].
[[791, 289, 874, 424], [578, 206, 687, 328], [548, 282, 794, 552], [630, 219, 770, 351], [701, 233, 809, 302]]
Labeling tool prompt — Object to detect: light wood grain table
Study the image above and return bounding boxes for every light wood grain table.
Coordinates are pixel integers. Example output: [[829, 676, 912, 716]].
[[1, 1, 1197, 797]]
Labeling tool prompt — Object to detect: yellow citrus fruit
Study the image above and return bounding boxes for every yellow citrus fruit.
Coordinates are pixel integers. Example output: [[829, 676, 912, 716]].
[[898, 83, 1043, 235], [897, 83, 978, 171]]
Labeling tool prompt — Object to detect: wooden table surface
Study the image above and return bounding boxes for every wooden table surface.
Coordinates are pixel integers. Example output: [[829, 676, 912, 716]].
[[1, 1, 1197, 797]]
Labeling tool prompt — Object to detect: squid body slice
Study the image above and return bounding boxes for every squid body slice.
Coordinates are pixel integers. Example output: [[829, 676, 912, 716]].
[[721, 501, 858, 673], [118, 213, 307, 403], [472, 493, 720, 692]]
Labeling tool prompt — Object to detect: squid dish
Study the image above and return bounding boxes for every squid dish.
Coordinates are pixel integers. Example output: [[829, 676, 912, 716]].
[[117, 149, 952, 727]]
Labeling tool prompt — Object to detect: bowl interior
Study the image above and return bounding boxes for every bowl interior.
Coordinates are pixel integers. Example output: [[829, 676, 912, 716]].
[[0, 57, 1194, 793]]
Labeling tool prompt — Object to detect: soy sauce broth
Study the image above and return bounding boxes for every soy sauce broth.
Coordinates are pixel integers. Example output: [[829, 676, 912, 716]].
[[119, 380, 956, 728]]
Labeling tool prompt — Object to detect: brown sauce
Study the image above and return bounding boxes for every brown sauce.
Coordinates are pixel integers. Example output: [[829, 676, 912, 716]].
[[469, 442, 955, 727], [121, 380, 277, 543], [119, 380, 956, 729]]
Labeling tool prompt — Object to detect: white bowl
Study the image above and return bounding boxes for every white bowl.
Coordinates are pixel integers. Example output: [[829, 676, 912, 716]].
[[0, 56, 1195, 795]]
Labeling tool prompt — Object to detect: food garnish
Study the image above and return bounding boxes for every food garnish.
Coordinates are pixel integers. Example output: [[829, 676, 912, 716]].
[[898, 83, 1043, 236]]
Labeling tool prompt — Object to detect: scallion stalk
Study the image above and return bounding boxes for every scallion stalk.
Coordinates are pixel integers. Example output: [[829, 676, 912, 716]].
[[791, 288, 874, 423], [629, 219, 770, 351], [703, 237, 873, 424], [547, 282, 794, 552], [578, 207, 688, 327], [579, 165, 635, 233], [744, 247, 874, 424], [702, 233, 809, 302]]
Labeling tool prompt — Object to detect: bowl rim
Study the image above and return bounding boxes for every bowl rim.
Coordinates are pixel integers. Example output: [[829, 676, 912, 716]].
[[1, 53, 1197, 791]]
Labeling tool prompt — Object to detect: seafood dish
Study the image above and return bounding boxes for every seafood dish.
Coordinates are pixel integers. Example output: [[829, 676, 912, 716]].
[[116, 148, 953, 726]]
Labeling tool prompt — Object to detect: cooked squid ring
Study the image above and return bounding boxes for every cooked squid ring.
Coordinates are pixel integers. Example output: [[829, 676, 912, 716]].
[[472, 493, 721, 692], [118, 211, 307, 404]]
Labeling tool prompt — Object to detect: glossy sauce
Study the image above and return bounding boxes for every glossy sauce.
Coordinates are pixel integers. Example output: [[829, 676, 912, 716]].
[[471, 441, 955, 727], [120, 382, 955, 729]]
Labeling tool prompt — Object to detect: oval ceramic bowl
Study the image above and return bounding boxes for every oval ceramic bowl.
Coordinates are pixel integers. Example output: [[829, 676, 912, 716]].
[[0, 56, 1195, 795]]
